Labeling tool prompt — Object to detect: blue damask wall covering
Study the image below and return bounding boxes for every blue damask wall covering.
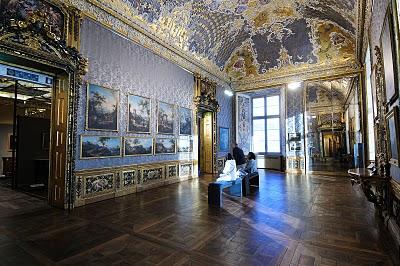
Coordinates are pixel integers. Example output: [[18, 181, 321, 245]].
[[76, 19, 195, 170]]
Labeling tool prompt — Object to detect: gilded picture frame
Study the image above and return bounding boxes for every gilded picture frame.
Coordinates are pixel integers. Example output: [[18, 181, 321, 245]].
[[370, 64, 378, 120], [80, 135, 122, 159], [86, 83, 119, 132], [219, 127, 229, 152], [127, 94, 152, 134], [380, 4, 399, 105], [157, 101, 175, 134], [386, 106, 400, 166], [177, 137, 193, 153], [179, 106, 192, 135], [154, 138, 176, 155], [123, 137, 153, 157]]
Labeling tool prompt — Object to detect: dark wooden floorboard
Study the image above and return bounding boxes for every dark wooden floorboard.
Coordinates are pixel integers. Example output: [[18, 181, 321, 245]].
[[0, 171, 398, 265]]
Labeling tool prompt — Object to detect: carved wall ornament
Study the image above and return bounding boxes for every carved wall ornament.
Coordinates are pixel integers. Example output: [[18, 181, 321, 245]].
[[374, 46, 390, 177], [63, 0, 361, 86], [0, 0, 88, 209]]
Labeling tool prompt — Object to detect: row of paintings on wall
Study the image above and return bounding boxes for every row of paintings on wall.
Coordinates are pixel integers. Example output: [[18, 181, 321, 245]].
[[80, 136, 193, 159], [378, 2, 400, 166], [86, 83, 192, 135]]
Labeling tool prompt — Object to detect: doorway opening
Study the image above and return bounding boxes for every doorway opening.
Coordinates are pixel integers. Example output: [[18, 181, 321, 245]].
[[305, 76, 361, 175], [0, 65, 54, 199], [198, 111, 215, 175]]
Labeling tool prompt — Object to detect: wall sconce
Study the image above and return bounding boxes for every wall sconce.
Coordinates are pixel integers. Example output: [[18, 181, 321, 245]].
[[225, 78, 234, 97], [288, 81, 302, 90], [224, 89, 233, 96]]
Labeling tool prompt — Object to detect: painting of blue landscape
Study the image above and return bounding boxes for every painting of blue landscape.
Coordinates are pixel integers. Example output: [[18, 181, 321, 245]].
[[124, 137, 153, 156], [81, 136, 121, 159], [87, 84, 119, 131], [155, 138, 176, 154], [128, 95, 151, 133], [179, 107, 192, 135]]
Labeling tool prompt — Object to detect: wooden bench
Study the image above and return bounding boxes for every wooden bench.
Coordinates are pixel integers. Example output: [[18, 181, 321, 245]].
[[208, 179, 242, 207], [242, 172, 259, 196]]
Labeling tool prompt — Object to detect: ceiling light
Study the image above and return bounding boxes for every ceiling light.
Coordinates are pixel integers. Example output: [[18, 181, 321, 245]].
[[288, 81, 302, 90], [224, 89, 233, 97]]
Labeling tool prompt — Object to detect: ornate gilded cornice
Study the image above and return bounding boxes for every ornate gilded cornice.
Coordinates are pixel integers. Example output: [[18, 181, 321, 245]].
[[65, 0, 229, 86], [64, 0, 363, 91], [234, 62, 362, 92]]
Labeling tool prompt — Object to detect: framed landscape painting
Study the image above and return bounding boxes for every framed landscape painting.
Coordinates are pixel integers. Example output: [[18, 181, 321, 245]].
[[80, 135, 121, 159], [386, 106, 399, 166], [219, 127, 229, 152], [128, 95, 151, 133], [155, 138, 176, 155], [157, 102, 175, 134], [86, 83, 119, 131], [178, 137, 193, 153], [380, 6, 399, 105], [179, 107, 192, 135], [124, 137, 153, 156]]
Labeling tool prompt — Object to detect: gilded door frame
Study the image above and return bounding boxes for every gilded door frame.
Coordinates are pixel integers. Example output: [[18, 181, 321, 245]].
[[194, 75, 219, 174], [0, 1, 87, 209]]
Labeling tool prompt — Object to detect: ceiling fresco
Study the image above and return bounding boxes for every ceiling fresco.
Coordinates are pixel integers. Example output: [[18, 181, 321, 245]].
[[306, 77, 353, 113], [77, 0, 358, 82]]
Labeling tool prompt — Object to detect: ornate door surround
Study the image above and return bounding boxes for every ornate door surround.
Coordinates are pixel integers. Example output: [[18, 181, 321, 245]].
[[194, 75, 219, 174], [0, 0, 87, 209]]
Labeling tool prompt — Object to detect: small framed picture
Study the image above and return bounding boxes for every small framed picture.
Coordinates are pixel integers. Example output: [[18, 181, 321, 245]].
[[386, 106, 400, 166], [178, 137, 193, 153], [80, 135, 121, 159], [380, 5, 399, 105], [86, 83, 119, 131], [179, 107, 192, 135], [124, 137, 153, 156], [219, 127, 229, 152], [157, 101, 175, 134], [154, 138, 176, 155]]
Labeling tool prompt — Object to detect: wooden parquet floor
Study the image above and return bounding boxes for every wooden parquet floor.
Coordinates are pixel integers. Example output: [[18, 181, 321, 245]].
[[0, 171, 398, 265]]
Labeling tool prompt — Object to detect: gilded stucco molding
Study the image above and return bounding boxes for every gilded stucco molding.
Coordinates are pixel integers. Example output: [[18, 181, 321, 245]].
[[234, 63, 362, 92], [374, 46, 390, 177], [65, 0, 229, 86], [64, 0, 362, 90]]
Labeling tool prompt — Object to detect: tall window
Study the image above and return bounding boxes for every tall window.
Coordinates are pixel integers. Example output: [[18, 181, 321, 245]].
[[252, 95, 281, 154], [365, 44, 376, 161]]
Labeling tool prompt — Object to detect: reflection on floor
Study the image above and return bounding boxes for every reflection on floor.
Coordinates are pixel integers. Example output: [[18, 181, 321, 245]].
[[309, 157, 353, 174], [0, 171, 398, 265], [0, 178, 48, 199]]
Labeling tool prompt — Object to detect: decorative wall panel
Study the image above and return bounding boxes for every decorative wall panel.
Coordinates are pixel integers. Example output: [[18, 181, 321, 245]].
[[75, 160, 193, 207], [286, 85, 305, 171], [167, 164, 178, 179], [216, 84, 233, 157], [84, 173, 114, 197], [236, 94, 251, 154], [179, 163, 193, 178], [122, 170, 137, 188], [76, 19, 194, 170]]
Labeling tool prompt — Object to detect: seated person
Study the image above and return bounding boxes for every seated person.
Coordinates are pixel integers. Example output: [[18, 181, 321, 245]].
[[238, 152, 258, 177], [216, 153, 238, 182]]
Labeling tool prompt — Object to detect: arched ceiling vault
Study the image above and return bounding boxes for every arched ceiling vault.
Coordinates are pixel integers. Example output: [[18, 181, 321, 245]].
[[68, 0, 362, 88]]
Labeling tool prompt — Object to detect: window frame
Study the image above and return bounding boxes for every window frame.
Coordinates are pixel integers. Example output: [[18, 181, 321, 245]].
[[251, 94, 281, 155]]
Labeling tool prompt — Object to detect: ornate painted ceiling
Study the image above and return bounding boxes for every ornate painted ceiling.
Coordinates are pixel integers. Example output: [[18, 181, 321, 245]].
[[306, 77, 353, 114], [69, 0, 360, 86]]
